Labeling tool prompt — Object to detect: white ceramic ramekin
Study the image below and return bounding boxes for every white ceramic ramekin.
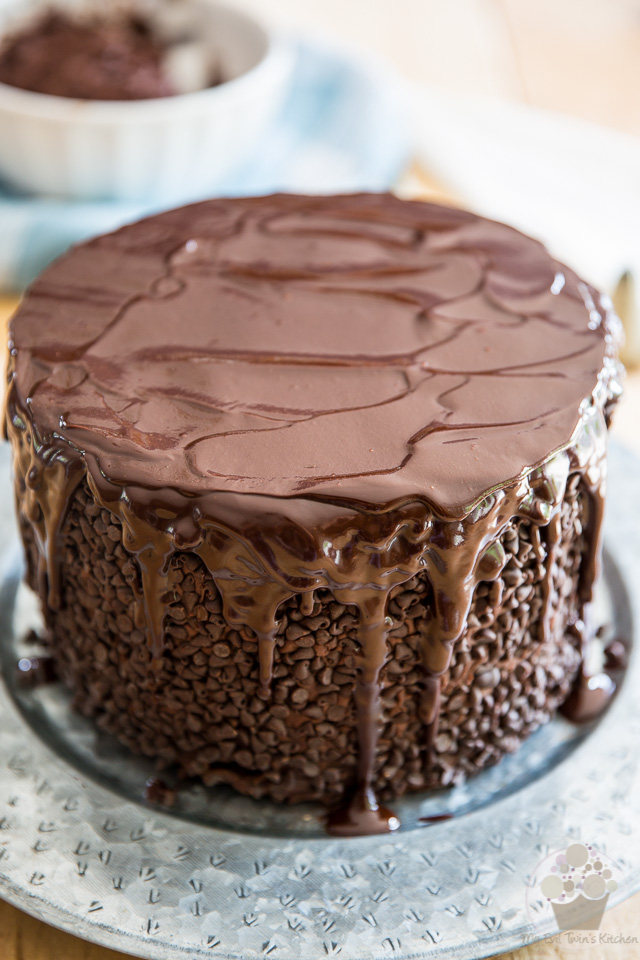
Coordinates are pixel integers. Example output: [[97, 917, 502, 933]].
[[0, 0, 293, 202]]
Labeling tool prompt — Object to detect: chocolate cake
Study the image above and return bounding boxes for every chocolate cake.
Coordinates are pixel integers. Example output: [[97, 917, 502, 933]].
[[5, 194, 623, 835]]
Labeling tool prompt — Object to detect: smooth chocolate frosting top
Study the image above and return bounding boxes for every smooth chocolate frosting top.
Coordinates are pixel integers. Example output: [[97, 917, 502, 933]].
[[0, 10, 174, 100], [9, 193, 616, 518]]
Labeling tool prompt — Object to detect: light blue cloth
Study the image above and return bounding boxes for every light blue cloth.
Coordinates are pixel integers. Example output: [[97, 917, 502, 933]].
[[0, 37, 410, 292]]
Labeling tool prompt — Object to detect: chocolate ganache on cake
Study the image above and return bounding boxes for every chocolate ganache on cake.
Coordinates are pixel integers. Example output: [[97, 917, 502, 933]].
[[5, 194, 623, 835]]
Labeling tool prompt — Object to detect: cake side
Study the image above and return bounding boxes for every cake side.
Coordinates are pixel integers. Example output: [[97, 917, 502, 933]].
[[16, 466, 587, 806], [6, 383, 614, 831]]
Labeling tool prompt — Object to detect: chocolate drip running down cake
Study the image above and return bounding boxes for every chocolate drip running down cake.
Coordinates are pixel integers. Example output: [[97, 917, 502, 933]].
[[5, 194, 623, 836]]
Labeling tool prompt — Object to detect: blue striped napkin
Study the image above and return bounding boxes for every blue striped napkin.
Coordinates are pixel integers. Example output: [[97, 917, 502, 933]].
[[0, 37, 410, 292]]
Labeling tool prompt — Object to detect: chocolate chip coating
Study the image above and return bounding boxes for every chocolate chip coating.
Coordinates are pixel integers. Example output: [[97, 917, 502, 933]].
[[19, 474, 586, 804]]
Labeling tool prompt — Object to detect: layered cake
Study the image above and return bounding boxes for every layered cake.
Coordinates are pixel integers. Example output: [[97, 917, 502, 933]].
[[5, 194, 622, 835]]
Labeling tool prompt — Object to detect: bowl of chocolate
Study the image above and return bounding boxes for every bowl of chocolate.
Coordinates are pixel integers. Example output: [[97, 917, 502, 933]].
[[0, 0, 292, 201], [6, 192, 624, 837]]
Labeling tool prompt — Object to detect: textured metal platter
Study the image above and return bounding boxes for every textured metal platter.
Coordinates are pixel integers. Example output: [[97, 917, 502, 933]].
[[0, 441, 639, 960]]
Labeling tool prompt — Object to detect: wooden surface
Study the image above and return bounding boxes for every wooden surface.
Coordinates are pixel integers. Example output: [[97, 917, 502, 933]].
[[2, 0, 640, 955]]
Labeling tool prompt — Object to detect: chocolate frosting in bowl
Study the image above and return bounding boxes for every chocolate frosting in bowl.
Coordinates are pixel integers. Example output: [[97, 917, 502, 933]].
[[6, 194, 623, 834], [0, 10, 176, 101]]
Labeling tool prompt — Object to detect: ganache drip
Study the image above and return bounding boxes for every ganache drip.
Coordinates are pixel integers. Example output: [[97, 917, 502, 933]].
[[5, 194, 624, 835], [6, 401, 84, 609]]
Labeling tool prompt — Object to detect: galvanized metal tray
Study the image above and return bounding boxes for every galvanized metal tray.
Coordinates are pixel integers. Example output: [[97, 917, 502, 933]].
[[0, 441, 638, 960]]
